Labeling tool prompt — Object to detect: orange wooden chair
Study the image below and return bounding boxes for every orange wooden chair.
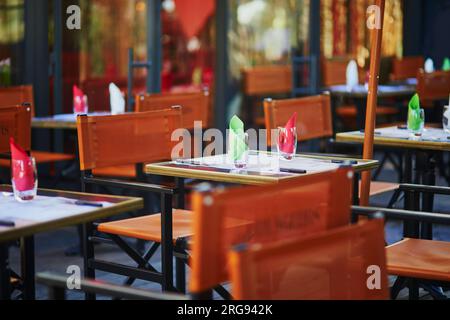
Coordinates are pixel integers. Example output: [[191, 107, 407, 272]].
[[416, 69, 450, 105], [0, 104, 31, 154], [0, 85, 74, 167], [263, 94, 399, 198], [0, 104, 32, 184], [241, 65, 292, 127], [353, 195, 450, 300], [135, 90, 210, 130], [77, 107, 192, 296], [189, 167, 354, 298], [390, 56, 424, 82], [322, 58, 398, 122], [229, 219, 389, 300]]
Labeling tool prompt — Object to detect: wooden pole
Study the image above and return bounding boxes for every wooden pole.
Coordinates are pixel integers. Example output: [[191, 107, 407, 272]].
[[360, 0, 386, 206]]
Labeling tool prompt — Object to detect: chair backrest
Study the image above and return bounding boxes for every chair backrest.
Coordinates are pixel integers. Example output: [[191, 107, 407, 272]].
[[321, 58, 365, 87], [229, 219, 388, 300], [241, 65, 292, 96], [416, 69, 450, 102], [0, 85, 35, 117], [0, 105, 32, 154], [263, 94, 333, 147], [390, 56, 424, 81], [77, 107, 182, 171], [135, 90, 210, 129], [189, 167, 354, 294]]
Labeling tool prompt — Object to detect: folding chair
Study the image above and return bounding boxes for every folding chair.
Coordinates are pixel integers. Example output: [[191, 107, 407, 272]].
[[390, 56, 424, 82], [77, 107, 192, 297], [0, 85, 74, 166], [189, 167, 354, 299], [241, 65, 292, 127], [353, 195, 450, 300], [0, 104, 31, 155], [136, 90, 211, 130], [229, 219, 389, 300], [263, 94, 399, 199]]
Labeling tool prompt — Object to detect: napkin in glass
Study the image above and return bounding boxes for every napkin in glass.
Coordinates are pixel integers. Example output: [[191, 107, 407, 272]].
[[109, 83, 126, 115], [229, 115, 247, 161], [10, 138, 35, 192]]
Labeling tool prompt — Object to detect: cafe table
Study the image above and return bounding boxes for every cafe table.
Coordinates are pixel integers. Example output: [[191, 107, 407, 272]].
[[326, 84, 416, 129], [0, 185, 142, 300], [145, 151, 379, 206], [336, 126, 450, 238], [32, 112, 112, 130]]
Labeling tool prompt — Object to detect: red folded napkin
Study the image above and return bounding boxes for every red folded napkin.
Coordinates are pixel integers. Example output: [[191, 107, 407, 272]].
[[279, 112, 298, 154], [10, 137, 35, 192], [73, 85, 87, 114]]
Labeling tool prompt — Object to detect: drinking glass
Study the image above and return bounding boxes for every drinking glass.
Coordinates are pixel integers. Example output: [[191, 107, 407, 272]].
[[277, 127, 297, 161], [11, 157, 38, 202], [408, 108, 425, 134], [230, 133, 249, 169]]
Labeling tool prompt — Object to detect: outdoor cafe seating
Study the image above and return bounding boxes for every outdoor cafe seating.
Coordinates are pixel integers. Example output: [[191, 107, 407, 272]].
[[1, 0, 450, 306]]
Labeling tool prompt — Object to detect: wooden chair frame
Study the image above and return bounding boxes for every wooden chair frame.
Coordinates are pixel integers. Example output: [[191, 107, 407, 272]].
[[76, 108, 189, 297], [189, 167, 354, 299], [353, 187, 450, 301]]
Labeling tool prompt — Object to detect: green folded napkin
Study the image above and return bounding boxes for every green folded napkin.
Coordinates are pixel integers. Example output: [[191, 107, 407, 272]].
[[407, 93, 422, 131], [442, 58, 450, 71], [229, 115, 247, 161]]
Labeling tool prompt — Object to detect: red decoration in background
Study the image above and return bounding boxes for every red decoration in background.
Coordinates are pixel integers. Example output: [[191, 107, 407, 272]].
[[174, 0, 215, 39]]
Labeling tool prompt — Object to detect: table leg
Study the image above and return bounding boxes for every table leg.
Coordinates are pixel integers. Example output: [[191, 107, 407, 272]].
[[0, 243, 10, 300], [355, 98, 367, 130], [20, 236, 35, 300], [176, 178, 185, 209]]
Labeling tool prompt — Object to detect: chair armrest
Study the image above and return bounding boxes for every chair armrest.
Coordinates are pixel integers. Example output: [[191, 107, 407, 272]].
[[352, 206, 450, 226], [36, 272, 189, 300], [82, 176, 176, 195], [399, 184, 450, 196]]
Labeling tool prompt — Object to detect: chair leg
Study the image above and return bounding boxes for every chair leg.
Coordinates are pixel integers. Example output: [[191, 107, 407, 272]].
[[409, 279, 420, 300], [391, 277, 408, 300], [176, 257, 186, 294], [160, 193, 174, 292], [82, 223, 96, 300], [387, 189, 402, 209]]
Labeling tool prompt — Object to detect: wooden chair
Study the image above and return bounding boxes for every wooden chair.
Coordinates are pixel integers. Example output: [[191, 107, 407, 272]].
[[241, 65, 292, 127], [416, 69, 450, 104], [321, 58, 398, 122], [229, 219, 389, 300], [263, 94, 399, 198], [135, 90, 210, 130], [390, 56, 424, 82], [189, 167, 354, 298], [77, 107, 192, 296], [0, 104, 31, 153], [0, 85, 74, 166], [353, 189, 450, 300], [0, 104, 31, 188]]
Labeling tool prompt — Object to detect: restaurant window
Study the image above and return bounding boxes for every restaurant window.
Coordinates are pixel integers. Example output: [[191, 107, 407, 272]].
[[0, 0, 25, 86], [161, 0, 216, 93], [54, 0, 148, 113], [228, 0, 310, 80], [321, 0, 403, 67]]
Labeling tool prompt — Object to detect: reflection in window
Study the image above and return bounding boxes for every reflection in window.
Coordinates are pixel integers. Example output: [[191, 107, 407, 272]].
[[0, 0, 24, 45], [229, 0, 310, 79]]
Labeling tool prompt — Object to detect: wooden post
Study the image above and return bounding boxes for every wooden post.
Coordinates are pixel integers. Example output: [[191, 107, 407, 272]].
[[360, 0, 386, 206]]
